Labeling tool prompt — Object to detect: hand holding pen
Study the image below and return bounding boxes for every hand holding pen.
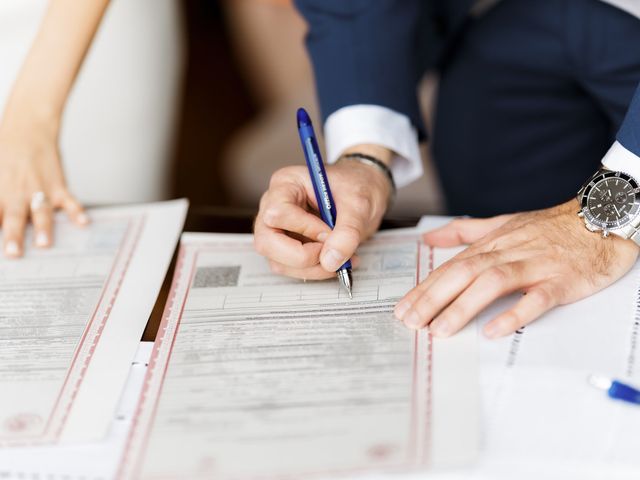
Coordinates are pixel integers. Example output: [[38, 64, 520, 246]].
[[253, 109, 395, 287], [298, 108, 361, 296]]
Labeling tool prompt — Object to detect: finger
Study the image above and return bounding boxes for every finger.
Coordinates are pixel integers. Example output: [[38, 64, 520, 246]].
[[410, 223, 540, 300], [422, 214, 514, 247], [254, 215, 325, 268], [269, 255, 361, 281], [2, 202, 28, 258], [319, 200, 371, 272], [269, 261, 335, 280], [410, 239, 513, 297], [429, 261, 545, 338], [30, 201, 54, 248], [261, 190, 331, 241], [53, 189, 88, 225], [396, 251, 507, 328], [483, 283, 559, 338]]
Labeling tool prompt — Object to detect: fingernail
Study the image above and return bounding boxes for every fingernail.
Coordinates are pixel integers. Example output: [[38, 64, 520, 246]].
[[317, 232, 329, 242], [77, 213, 89, 225], [430, 319, 451, 338], [394, 301, 411, 320], [322, 248, 344, 270], [35, 232, 49, 247], [5, 241, 20, 257], [404, 310, 422, 329]]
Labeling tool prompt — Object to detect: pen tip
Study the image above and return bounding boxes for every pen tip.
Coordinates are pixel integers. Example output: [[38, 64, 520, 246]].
[[336, 268, 353, 300], [297, 108, 311, 127]]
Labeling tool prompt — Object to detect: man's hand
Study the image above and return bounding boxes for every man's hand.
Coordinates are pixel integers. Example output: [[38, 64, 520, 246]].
[[394, 199, 640, 338], [254, 157, 392, 279]]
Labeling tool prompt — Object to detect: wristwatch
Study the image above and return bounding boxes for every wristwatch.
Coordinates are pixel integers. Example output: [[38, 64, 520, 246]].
[[577, 167, 640, 244]]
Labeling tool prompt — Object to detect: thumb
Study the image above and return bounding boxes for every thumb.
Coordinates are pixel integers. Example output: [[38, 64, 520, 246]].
[[423, 214, 514, 247], [319, 215, 365, 272]]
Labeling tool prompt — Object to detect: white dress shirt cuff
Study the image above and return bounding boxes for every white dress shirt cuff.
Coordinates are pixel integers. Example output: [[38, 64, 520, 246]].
[[324, 105, 423, 188], [601, 141, 640, 181]]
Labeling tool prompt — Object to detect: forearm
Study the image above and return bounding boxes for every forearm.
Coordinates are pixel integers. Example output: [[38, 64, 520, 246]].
[[2, 0, 110, 131]]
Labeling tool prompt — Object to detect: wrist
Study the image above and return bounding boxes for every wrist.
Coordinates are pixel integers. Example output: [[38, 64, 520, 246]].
[[0, 97, 60, 141], [342, 144, 394, 167], [337, 153, 396, 211], [576, 167, 640, 246]]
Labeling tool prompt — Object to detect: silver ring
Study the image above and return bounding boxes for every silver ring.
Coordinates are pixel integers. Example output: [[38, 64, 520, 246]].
[[30, 191, 49, 211]]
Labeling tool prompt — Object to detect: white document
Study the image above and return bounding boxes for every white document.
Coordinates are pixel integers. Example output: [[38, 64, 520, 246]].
[[417, 216, 640, 479], [119, 231, 478, 479], [0, 200, 187, 446], [0, 342, 153, 480]]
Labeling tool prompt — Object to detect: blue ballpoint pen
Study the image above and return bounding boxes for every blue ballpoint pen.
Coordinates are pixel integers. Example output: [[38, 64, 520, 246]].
[[296, 108, 353, 299], [588, 374, 640, 406]]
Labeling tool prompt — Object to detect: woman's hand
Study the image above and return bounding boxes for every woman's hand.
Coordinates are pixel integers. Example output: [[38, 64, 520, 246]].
[[0, 116, 87, 258], [394, 200, 640, 338], [0, 0, 111, 258]]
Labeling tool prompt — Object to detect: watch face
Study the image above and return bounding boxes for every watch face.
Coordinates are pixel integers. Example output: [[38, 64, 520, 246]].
[[580, 171, 640, 230]]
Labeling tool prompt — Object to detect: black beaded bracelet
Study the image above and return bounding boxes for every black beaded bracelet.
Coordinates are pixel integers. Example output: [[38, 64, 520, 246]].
[[340, 153, 397, 201]]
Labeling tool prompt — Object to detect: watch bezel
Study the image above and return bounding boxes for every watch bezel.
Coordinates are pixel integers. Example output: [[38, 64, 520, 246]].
[[579, 170, 640, 231]]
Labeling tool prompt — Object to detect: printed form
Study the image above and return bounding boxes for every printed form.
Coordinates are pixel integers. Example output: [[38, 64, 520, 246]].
[[0, 200, 187, 446], [0, 342, 154, 479], [419, 216, 640, 479], [120, 231, 479, 479]]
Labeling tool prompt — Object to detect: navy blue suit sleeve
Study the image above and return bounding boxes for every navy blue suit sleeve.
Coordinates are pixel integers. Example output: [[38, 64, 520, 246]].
[[294, 0, 425, 137], [618, 84, 640, 157]]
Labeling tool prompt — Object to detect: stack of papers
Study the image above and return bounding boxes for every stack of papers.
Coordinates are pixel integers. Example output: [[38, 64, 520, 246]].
[[119, 231, 479, 479], [0, 200, 187, 447], [1, 210, 639, 479]]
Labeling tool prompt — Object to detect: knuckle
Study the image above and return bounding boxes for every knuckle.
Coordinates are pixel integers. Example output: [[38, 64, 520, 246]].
[[269, 167, 296, 187], [350, 194, 373, 218], [454, 258, 479, 279], [49, 186, 69, 202], [502, 311, 521, 330], [268, 261, 283, 275], [269, 169, 287, 187], [449, 218, 464, 229], [339, 191, 374, 219], [297, 248, 319, 268], [527, 287, 554, 309], [4, 204, 27, 219], [301, 224, 320, 240], [435, 259, 455, 275], [485, 265, 510, 285], [444, 302, 466, 320], [449, 217, 471, 232], [262, 206, 283, 227], [414, 292, 435, 313]]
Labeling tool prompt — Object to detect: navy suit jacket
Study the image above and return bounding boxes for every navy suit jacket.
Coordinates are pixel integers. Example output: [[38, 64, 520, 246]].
[[619, 86, 640, 157], [295, 0, 640, 159], [293, 0, 474, 138]]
